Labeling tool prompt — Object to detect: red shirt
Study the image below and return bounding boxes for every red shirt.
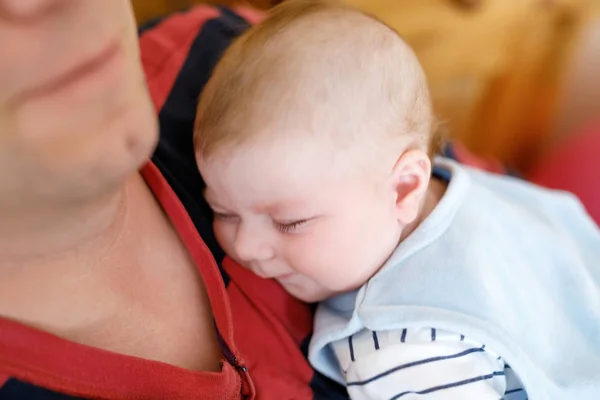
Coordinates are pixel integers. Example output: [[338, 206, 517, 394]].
[[0, 6, 331, 400]]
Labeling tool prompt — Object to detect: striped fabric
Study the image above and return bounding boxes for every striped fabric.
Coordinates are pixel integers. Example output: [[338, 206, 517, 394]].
[[333, 328, 527, 399]]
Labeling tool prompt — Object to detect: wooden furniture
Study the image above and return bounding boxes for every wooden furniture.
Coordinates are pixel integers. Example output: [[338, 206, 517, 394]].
[[331, 0, 592, 170], [132, 0, 592, 171], [132, 0, 190, 24]]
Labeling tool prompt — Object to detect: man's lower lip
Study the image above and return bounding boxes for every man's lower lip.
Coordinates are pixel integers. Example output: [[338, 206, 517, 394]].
[[15, 40, 123, 103]]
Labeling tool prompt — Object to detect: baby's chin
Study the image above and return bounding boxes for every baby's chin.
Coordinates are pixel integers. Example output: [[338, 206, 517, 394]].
[[278, 278, 337, 303]]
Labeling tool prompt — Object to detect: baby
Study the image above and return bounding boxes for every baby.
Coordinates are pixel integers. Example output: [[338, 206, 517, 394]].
[[194, 0, 600, 398]]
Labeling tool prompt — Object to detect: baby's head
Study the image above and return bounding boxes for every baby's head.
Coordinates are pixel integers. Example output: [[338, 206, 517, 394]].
[[195, 0, 441, 302]]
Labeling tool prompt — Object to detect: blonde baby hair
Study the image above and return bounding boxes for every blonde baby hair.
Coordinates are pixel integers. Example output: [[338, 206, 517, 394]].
[[194, 0, 443, 162]]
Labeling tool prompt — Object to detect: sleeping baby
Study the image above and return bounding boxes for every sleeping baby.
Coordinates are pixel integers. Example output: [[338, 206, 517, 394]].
[[194, 0, 600, 398]]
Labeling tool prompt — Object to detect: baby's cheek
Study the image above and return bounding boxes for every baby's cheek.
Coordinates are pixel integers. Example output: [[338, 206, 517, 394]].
[[213, 221, 235, 256], [288, 239, 344, 284], [283, 238, 318, 270]]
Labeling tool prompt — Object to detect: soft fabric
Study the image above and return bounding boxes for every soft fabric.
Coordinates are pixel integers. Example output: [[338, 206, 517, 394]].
[[330, 326, 526, 399], [310, 158, 600, 400]]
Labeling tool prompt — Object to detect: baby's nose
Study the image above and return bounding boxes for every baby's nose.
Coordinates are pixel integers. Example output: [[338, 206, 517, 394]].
[[233, 223, 275, 263]]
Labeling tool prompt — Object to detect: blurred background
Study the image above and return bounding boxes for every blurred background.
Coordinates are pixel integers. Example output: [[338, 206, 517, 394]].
[[131, 0, 600, 176]]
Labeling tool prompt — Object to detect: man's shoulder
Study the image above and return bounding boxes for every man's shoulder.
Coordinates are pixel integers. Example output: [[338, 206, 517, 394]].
[[140, 8, 349, 400], [143, 5, 256, 265]]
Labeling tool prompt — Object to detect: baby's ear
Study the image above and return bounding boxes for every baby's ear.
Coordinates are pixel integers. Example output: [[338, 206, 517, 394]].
[[389, 149, 432, 225]]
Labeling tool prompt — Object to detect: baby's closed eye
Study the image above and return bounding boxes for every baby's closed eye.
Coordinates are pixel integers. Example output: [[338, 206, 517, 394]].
[[273, 219, 309, 234], [213, 211, 238, 221]]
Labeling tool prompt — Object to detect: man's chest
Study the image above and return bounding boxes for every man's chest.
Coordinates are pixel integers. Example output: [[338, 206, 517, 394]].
[[79, 266, 221, 371], [83, 174, 223, 371]]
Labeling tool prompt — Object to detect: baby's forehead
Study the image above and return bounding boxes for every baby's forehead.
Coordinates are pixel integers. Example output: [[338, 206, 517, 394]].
[[203, 123, 399, 186], [202, 135, 363, 185], [202, 159, 331, 215], [195, 0, 433, 165], [204, 181, 306, 211]]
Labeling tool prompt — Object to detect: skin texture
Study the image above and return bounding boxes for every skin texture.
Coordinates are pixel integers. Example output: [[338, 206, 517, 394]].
[[0, 0, 220, 371], [0, 0, 157, 256], [199, 130, 442, 303]]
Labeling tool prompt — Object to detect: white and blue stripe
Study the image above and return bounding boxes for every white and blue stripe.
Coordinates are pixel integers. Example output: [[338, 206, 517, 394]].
[[332, 327, 527, 399]]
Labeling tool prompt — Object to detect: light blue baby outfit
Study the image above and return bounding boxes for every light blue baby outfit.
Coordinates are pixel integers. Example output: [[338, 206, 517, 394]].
[[309, 158, 600, 399]]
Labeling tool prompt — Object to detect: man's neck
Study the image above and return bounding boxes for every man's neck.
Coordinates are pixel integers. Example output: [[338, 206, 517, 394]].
[[0, 173, 141, 335], [0, 175, 132, 266]]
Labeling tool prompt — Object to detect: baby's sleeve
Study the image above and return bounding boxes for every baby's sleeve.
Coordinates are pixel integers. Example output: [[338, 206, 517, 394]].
[[331, 327, 527, 400]]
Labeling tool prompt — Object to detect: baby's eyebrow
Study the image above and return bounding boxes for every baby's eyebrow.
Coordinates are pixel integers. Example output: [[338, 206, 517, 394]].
[[253, 202, 285, 214], [253, 198, 307, 215]]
